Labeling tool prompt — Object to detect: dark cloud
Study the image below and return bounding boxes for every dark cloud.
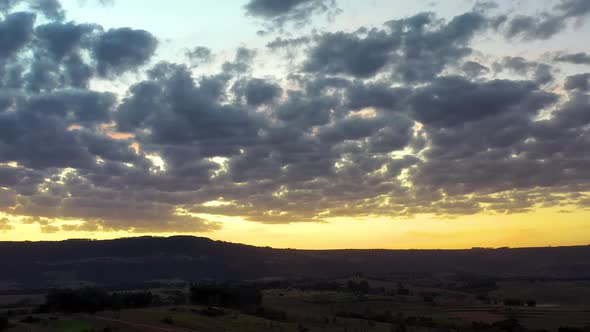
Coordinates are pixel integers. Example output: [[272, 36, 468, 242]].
[[302, 11, 486, 82], [555, 52, 590, 65], [391, 11, 487, 82], [502, 14, 564, 40], [564, 73, 590, 91], [1, 1, 590, 235], [494, 57, 554, 85], [0, 189, 17, 209], [244, 0, 338, 29], [346, 81, 408, 111], [0, 0, 64, 19], [35, 22, 98, 60], [555, 0, 590, 18], [273, 89, 336, 128], [408, 76, 557, 127], [222, 47, 256, 74], [266, 36, 310, 50], [116, 61, 265, 154], [303, 29, 398, 78], [499, 0, 590, 40], [533, 64, 554, 85], [24, 22, 99, 91], [0, 0, 19, 11], [500, 56, 537, 74], [462, 61, 490, 77], [0, 3, 217, 233], [550, 91, 590, 128], [0, 12, 36, 58], [93, 27, 158, 76], [30, 0, 64, 20], [185, 46, 212, 65], [233, 77, 282, 106]]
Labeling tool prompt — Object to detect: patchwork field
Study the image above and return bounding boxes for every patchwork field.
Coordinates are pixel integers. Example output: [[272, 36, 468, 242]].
[[2, 277, 590, 332]]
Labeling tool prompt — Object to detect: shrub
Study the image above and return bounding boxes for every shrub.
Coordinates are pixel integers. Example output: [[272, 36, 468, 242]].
[[162, 317, 174, 325], [503, 298, 525, 306], [41, 288, 158, 313], [253, 307, 288, 321], [20, 315, 43, 324], [189, 283, 262, 310], [199, 307, 226, 317], [0, 316, 9, 331]]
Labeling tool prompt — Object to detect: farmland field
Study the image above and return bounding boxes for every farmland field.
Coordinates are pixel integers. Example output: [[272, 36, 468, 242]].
[[2, 277, 590, 332]]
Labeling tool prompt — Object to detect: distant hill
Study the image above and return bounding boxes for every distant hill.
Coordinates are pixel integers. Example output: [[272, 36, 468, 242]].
[[1, 236, 589, 290]]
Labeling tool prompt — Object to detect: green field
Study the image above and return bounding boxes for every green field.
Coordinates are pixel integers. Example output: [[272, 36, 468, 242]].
[[3, 277, 590, 332]]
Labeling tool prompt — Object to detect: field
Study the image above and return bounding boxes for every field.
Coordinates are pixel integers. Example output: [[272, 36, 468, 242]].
[[2, 277, 590, 332]]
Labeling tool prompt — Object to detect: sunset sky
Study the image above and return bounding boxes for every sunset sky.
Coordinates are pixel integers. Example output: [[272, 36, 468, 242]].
[[1, 0, 590, 249]]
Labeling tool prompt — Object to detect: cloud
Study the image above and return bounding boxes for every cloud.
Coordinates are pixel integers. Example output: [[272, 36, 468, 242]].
[[30, 0, 65, 20], [408, 76, 557, 127], [93, 27, 158, 76], [221, 47, 256, 74], [462, 61, 490, 78], [555, 0, 590, 18], [1, 0, 590, 235], [35, 22, 98, 60], [502, 14, 564, 40], [564, 73, 590, 91], [185, 46, 213, 65], [244, 0, 339, 29], [498, 0, 590, 40], [233, 77, 282, 106], [303, 30, 399, 78], [0, 0, 64, 19], [0, 218, 13, 231], [495, 56, 555, 84], [555, 52, 590, 65], [302, 11, 486, 82], [0, 12, 36, 58], [266, 36, 310, 50]]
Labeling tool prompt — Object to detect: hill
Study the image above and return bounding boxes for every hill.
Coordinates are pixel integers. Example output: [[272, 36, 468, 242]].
[[1, 236, 589, 290]]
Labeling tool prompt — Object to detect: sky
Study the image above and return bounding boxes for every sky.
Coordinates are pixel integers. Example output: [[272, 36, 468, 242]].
[[0, 0, 590, 249]]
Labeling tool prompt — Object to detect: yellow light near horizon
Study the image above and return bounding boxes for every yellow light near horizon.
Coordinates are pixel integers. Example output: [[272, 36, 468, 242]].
[[1, 207, 589, 250]]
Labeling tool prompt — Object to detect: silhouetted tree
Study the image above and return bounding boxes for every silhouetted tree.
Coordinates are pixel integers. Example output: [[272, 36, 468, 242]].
[[397, 282, 410, 295], [0, 316, 9, 331], [346, 280, 370, 294], [41, 288, 157, 313], [45, 288, 111, 313], [189, 283, 262, 310], [162, 316, 174, 325], [503, 298, 525, 306], [359, 280, 370, 294]]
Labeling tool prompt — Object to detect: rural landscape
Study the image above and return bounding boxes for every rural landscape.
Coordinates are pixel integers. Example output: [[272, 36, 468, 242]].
[[1, 237, 590, 331]]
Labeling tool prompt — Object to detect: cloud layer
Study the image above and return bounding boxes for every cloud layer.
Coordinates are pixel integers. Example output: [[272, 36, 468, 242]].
[[0, 0, 589, 234]]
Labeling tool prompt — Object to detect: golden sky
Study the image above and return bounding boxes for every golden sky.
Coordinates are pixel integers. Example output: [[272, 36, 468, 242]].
[[2, 207, 589, 249]]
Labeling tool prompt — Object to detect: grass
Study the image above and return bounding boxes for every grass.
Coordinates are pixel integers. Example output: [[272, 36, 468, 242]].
[[49, 319, 94, 332], [7, 279, 590, 332], [491, 280, 590, 306], [113, 307, 293, 332]]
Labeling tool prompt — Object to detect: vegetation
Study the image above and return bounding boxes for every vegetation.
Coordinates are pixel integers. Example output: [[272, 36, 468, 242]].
[[0, 316, 9, 331], [189, 283, 262, 310], [2, 276, 589, 332], [38, 288, 158, 313]]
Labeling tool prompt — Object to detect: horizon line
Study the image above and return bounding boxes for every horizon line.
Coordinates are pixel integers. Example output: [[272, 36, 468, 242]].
[[2, 235, 589, 251]]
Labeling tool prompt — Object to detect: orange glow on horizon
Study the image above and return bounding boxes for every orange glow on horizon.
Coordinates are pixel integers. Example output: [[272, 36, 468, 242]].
[[1, 207, 589, 250]]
